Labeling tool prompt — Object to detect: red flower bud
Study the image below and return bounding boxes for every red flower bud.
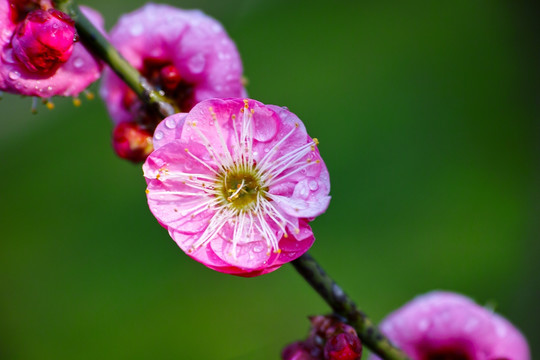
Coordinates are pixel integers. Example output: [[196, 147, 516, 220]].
[[323, 332, 362, 360], [159, 64, 182, 91], [112, 122, 153, 163], [282, 341, 318, 360], [12, 9, 76, 73]]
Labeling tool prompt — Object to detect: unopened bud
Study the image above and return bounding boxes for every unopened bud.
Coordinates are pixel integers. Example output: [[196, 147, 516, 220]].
[[282, 341, 318, 360], [323, 332, 362, 360], [112, 122, 153, 163], [12, 9, 76, 73], [159, 64, 182, 91]]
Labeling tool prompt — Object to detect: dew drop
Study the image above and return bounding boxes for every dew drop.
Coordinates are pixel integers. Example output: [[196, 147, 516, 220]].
[[1, 29, 11, 42], [253, 244, 264, 253], [418, 318, 429, 332], [73, 57, 84, 68], [8, 71, 20, 80], [187, 53, 205, 74], [47, 86, 53, 92], [298, 183, 309, 198], [264, 148, 270, 153], [154, 130, 164, 140], [165, 117, 176, 129], [308, 180, 319, 191], [129, 23, 144, 36], [2, 48, 15, 64]]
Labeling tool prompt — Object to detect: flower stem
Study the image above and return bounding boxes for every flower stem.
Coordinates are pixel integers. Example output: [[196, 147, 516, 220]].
[[291, 253, 410, 360], [53, 0, 177, 119], [58, 1, 410, 359]]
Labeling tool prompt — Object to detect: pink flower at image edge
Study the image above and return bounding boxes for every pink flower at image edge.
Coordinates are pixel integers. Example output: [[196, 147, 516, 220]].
[[0, 2, 103, 97], [144, 98, 330, 277], [369, 291, 530, 360]]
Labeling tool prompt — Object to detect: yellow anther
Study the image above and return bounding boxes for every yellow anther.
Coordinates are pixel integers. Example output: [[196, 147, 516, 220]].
[[313, 138, 319, 145], [84, 91, 95, 100], [209, 107, 213, 111], [184, 148, 189, 152], [316, 160, 320, 164], [250, 108, 255, 114], [295, 228, 300, 234], [276, 249, 282, 254], [232, 114, 236, 119], [295, 123, 299, 128], [72, 98, 81, 107], [191, 121, 197, 126], [243, 99, 249, 108], [45, 101, 54, 110], [156, 173, 161, 179], [145, 189, 149, 194], [283, 233, 288, 238]]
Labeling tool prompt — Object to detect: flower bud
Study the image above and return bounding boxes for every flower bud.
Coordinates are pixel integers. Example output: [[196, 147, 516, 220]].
[[12, 9, 76, 73], [112, 122, 153, 163], [282, 341, 318, 360], [323, 332, 362, 360]]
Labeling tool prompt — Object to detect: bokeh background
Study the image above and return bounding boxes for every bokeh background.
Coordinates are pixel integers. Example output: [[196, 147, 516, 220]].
[[1, 0, 538, 359]]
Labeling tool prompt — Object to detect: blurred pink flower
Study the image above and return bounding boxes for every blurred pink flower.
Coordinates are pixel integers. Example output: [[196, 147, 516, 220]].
[[0, 1, 103, 97], [370, 291, 530, 360], [100, 3, 245, 129], [143, 98, 330, 277]]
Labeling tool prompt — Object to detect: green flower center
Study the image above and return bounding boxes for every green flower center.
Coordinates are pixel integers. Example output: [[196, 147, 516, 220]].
[[217, 165, 267, 211]]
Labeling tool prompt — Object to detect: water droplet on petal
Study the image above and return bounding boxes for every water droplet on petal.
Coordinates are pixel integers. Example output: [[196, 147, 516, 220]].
[[308, 180, 319, 191], [154, 130, 164, 140], [1, 29, 11, 42], [253, 244, 264, 253], [2, 48, 15, 64], [47, 86, 53, 92], [129, 23, 144, 36], [165, 117, 176, 129], [73, 57, 84, 68], [8, 71, 20, 80], [187, 53, 205, 74]]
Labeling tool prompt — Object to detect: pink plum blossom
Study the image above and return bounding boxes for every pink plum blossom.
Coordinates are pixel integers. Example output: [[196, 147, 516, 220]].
[[100, 3, 245, 130], [369, 291, 530, 360], [143, 98, 330, 277], [0, 1, 103, 97]]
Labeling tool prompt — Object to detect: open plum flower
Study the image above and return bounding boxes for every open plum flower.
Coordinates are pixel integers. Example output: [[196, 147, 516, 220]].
[[100, 3, 245, 129], [143, 98, 330, 277], [0, 0, 103, 97], [369, 291, 530, 360]]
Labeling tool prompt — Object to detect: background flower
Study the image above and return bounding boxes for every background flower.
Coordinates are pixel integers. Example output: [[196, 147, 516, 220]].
[[100, 3, 245, 130], [369, 291, 530, 360], [0, 1, 103, 97]]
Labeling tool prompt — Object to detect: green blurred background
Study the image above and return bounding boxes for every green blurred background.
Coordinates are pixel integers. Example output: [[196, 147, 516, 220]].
[[1, 0, 538, 359]]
